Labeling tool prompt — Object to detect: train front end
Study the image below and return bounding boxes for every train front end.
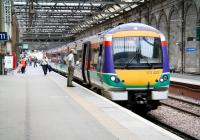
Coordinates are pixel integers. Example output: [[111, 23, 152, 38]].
[[101, 23, 170, 110]]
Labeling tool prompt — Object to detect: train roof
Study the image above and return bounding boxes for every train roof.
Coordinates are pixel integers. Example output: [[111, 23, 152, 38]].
[[107, 23, 161, 35], [76, 23, 162, 43]]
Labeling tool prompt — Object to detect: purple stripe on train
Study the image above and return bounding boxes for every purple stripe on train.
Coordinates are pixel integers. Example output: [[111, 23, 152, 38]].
[[102, 46, 115, 73], [162, 46, 170, 73]]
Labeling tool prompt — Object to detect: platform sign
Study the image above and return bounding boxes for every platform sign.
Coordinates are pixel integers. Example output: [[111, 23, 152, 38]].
[[4, 56, 13, 69], [185, 48, 196, 52], [22, 44, 29, 49], [0, 32, 8, 41]]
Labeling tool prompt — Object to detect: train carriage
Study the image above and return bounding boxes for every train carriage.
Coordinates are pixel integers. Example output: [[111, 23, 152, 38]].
[[47, 23, 170, 111]]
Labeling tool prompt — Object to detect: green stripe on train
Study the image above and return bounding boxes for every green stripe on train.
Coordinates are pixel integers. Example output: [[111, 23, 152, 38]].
[[89, 71, 170, 89]]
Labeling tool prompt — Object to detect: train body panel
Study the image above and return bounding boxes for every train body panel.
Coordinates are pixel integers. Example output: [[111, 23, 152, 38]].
[[115, 69, 163, 86]]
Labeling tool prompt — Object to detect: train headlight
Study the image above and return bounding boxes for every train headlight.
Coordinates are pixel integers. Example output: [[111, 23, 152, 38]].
[[163, 75, 168, 81], [159, 78, 164, 82], [110, 76, 116, 81], [110, 76, 120, 83]]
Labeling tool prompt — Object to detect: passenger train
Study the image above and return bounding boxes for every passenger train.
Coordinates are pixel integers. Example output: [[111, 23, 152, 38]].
[[47, 23, 170, 111]]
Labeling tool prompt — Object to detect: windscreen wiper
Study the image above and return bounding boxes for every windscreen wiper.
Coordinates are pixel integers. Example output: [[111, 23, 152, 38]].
[[142, 57, 154, 68], [142, 37, 154, 46], [125, 47, 141, 68], [125, 54, 137, 68]]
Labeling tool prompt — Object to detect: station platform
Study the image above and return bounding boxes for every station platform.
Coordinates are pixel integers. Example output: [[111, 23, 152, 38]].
[[171, 73, 200, 86], [0, 66, 183, 140]]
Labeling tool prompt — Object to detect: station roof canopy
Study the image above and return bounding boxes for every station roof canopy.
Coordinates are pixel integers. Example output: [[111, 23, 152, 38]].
[[13, 0, 147, 49]]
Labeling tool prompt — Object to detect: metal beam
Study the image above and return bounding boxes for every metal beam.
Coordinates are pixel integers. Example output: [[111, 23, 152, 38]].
[[15, 12, 94, 17], [19, 22, 71, 25], [13, 0, 146, 50], [14, 4, 101, 11], [14, 0, 137, 4], [17, 19, 82, 23], [14, 10, 98, 14]]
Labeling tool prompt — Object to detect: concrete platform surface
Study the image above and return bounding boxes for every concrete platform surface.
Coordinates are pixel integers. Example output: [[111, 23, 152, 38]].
[[0, 66, 183, 140], [171, 73, 200, 86]]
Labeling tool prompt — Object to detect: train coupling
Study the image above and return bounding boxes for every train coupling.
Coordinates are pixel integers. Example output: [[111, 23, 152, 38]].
[[136, 97, 147, 104]]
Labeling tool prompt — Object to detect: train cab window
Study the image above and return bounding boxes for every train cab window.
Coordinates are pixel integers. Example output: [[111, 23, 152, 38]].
[[112, 37, 163, 68]]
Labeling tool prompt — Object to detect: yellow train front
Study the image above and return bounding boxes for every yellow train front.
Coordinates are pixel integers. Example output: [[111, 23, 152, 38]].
[[96, 23, 170, 111]]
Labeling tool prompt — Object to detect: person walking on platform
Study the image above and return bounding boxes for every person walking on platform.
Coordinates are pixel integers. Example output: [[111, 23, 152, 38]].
[[33, 57, 38, 68], [66, 49, 75, 87], [20, 57, 27, 74], [41, 56, 48, 75]]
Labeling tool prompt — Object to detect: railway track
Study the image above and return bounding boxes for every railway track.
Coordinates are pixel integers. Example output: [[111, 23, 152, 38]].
[[145, 114, 199, 140], [168, 95, 200, 106], [160, 94, 200, 117], [148, 96, 200, 140], [160, 101, 200, 117]]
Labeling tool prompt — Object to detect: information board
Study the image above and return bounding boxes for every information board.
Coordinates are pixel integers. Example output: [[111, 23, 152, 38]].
[[0, 32, 8, 41], [22, 44, 29, 49], [4, 56, 13, 69], [185, 48, 196, 52]]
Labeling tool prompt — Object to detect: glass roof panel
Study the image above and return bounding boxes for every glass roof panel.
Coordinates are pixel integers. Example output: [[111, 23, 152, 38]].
[[131, 4, 138, 8], [113, 5, 120, 10], [13, 0, 145, 46], [109, 8, 115, 12], [125, 7, 131, 11]]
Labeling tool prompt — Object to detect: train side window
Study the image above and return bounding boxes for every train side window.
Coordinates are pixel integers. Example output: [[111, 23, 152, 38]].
[[75, 50, 82, 65], [97, 44, 103, 71], [90, 47, 99, 70]]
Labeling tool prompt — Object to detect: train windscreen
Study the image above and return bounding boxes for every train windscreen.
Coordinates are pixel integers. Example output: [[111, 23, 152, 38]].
[[112, 37, 163, 69]]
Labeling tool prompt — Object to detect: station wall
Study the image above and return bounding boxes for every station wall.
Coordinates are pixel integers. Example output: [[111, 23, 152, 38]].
[[76, 0, 200, 74]]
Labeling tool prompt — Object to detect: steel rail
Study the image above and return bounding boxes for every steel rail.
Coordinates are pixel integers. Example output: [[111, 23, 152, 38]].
[[146, 114, 199, 140], [160, 102, 200, 118], [168, 95, 200, 106]]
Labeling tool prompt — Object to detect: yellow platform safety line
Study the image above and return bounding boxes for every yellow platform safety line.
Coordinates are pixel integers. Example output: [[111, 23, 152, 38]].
[[112, 31, 160, 38], [115, 69, 163, 86]]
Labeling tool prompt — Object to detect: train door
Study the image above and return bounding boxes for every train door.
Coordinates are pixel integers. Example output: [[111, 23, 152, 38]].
[[82, 42, 91, 85], [97, 44, 103, 84], [97, 44, 103, 72]]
